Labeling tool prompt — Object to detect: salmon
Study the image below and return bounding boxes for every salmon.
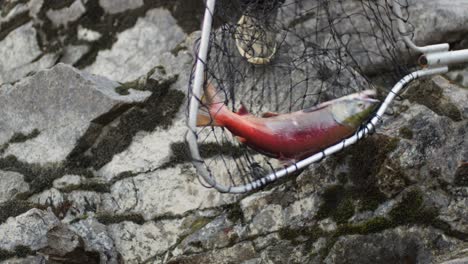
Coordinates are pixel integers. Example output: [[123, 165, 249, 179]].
[[197, 82, 379, 163]]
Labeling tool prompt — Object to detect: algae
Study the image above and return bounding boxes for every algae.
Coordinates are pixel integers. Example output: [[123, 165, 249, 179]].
[[0, 155, 95, 196], [161, 141, 249, 169], [399, 127, 413, 140], [0, 200, 45, 224], [60, 181, 110, 193], [0, 246, 34, 261], [96, 213, 145, 225], [454, 163, 468, 186], [406, 79, 463, 122]]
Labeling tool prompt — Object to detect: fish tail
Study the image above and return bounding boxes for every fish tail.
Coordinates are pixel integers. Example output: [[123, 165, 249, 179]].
[[196, 82, 229, 127]]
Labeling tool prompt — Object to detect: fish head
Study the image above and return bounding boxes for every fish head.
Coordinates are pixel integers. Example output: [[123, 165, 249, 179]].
[[329, 90, 380, 127]]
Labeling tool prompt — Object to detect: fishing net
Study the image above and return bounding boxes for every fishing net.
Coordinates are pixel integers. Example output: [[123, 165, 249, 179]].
[[187, 0, 415, 191]]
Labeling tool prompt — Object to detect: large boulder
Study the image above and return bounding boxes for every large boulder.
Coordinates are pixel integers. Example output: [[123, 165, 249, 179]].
[[0, 63, 150, 164]]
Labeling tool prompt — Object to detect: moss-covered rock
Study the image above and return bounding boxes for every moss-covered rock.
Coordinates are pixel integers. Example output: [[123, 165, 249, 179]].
[[0, 200, 45, 224], [96, 213, 145, 225], [453, 162, 468, 186]]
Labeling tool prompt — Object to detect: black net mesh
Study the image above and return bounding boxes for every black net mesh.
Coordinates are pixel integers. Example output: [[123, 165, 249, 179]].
[[188, 0, 414, 189]]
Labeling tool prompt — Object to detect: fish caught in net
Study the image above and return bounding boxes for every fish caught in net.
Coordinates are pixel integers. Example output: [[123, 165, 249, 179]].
[[187, 0, 415, 191]]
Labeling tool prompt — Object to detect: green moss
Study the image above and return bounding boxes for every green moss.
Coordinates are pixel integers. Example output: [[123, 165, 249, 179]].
[[61, 181, 110, 193], [0, 249, 14, 261], [13, 245, 34, 258], [190, 217, 213, 233], [316, 185, 355, 224], [115, 66, 176, 95], [68, 86, 185, 169], [96, 213, 145, 225], [0, 155, 96, 196], [226, 203, 244, 223], [0, 245, 35, 261], [406, 79, 462, 122], [389, 190, 438, 225], [171, 43, 188, 56], [399, 127, 413, 140], [0, 200, 45, 224], [279, 225, 326, 245], [161, 141, 248, 169], [454, 163, 468, 186], [0, 129, 41, 155], [9, 129, 40, 143]]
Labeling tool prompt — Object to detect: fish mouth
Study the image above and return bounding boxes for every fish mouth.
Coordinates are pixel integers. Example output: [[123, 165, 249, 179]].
[[359, 90, 380, 103]]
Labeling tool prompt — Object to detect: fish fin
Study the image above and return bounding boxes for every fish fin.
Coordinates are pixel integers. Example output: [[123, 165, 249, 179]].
[[236, 103, 250, 116], [236, 136, 247, 143], [261, 112, 280, 118], [196, 107, 222, 127]]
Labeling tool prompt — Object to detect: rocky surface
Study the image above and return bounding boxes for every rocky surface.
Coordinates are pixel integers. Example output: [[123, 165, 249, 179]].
[[0, 0, 467, 263]]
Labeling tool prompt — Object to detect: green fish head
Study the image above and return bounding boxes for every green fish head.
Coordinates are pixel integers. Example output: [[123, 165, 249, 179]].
[[329, 90, 380, 128]]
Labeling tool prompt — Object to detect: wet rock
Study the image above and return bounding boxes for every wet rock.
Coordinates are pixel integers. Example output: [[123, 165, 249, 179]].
[[0, 171, 29, 203], [0, 209, 60, 251], [0, 63, 151, 164]]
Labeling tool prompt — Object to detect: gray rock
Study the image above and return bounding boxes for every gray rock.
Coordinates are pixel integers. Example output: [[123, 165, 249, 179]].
[[108, 219, 184, 263], [64, 191, 101, 222], [0, 22, 57, 85], [84, 8, 187, 82], [0, 208, 60, 251], [77, 25, 102, 42], [0, 256, 46, 264], [0, 63, 151, 164], [431, 76, 468, 119], [28, 188, 65, 207], [60, 45, 90, 65], [441, 257, 468, 264], [177, 214, 237, 254], [324, 227, 459, 264], [52, 175, 83, 190], [167, 242, 258, 264], [100, 167, 237, 220], [99, 0, 144, 14], [97, 118, 187, 181], [0, 171, 29, 203], [70, 218, 119, 264], [46, 0, 86, 27], [440, 197, 468, 234], [42, 225, 81, 256], [380, 104, 467, 184]]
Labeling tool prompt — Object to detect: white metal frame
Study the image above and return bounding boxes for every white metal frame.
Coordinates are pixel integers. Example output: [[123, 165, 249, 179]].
[[186, 0, 468, 193]]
